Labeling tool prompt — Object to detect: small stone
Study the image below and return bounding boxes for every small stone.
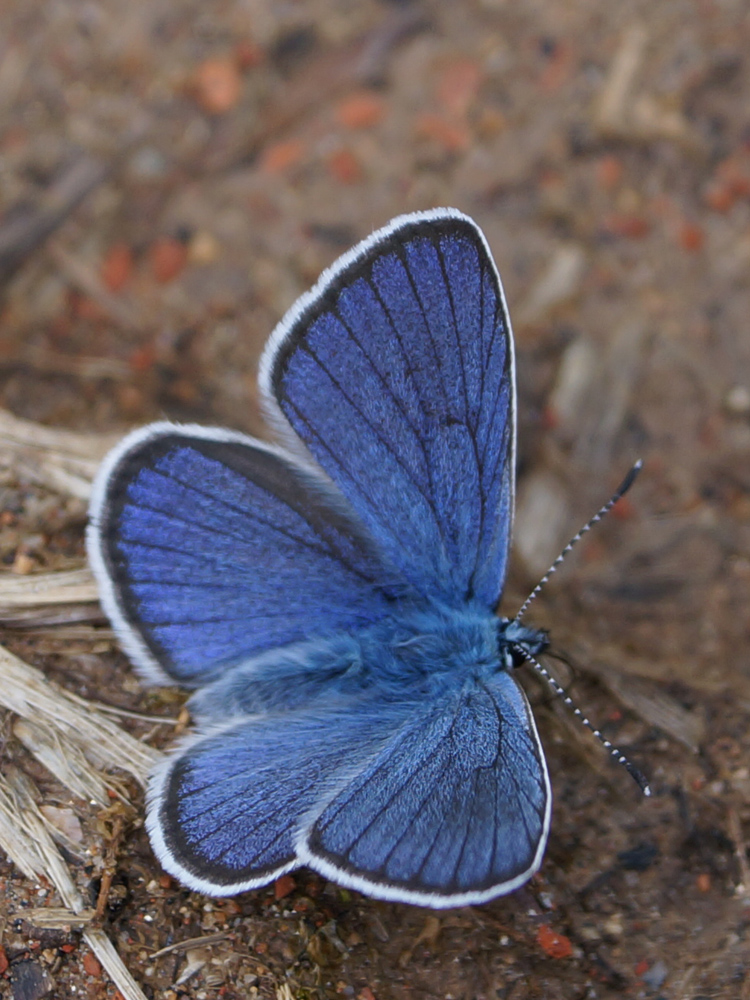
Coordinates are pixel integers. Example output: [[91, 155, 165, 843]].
[[725, 384, 750, 416], [193, 57, 243, 114], [602, 913, 624, 937], [11, 959, 53, 1000], [39, 806, 83, 843], [642, 959, 668, 989], [82, 952, 102, 978], [129, 147, 168, 179], [150, 237, 188, 283], [188, 231, 221, 265]]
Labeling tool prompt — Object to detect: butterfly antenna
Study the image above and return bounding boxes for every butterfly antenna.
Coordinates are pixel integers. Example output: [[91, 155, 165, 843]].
[[519, 649, 651, 796], [515, 460, 643, 622]]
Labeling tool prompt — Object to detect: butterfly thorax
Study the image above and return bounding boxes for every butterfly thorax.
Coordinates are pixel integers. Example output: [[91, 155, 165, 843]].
[[190, 608, 549, 719], [357, 607, 549, 700]]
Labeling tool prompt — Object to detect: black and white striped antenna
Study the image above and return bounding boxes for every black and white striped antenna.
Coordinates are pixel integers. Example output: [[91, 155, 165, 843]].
[[516, 460, 643, 622], [514, 460, 649, 795], [519, 649, 651, 795]]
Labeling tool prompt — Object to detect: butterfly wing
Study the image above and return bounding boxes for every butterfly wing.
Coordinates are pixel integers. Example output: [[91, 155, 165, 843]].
[[149, 671, 550, 903], [302, 671, 550, 906], [261, 209, 516, 609], [88, 424, 404, 685], [147, 700, 414, 895]]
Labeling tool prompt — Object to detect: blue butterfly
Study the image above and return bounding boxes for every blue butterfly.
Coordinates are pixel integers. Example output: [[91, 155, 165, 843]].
[[88, 209, 555, 907]]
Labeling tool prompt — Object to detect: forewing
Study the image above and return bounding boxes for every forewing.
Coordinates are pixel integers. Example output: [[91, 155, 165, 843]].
[[88, 423, 401, 685], [301, 673, 550, 907], [262, 209, 515, 609], [147, 702, 411, 895]]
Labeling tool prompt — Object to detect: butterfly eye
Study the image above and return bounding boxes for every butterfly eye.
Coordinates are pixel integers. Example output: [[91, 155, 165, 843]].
[[498, 619, 549, 668]]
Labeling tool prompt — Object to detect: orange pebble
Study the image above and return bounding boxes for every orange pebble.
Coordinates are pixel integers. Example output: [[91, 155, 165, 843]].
[[327, 148, 362, 184], [71, 292, 107, 322], [259, 138, 305, 174], [703, 181, 735, 213], [596, 154, 623, 191], [536, 924, 573, 959], [150, 237, 188, 283], [602, 213, 650, 239], [696, 872, 711, 892], [717, 155, 750, 196], [678, 221, 705, 253], [611, 496, 636, 520], [538, 41, 573, 92], [274, 873, 296, 900], [437, 59, 481, 118], [540, 405, 560, 431], [193, 57, 242, 114], [416, 113, 470, 153], [82, 952, 102, 978], [129, 344, 157, 374], [100, 243, 134, 292], [336, 91, 385, 129], [234, 39, 263, 70]]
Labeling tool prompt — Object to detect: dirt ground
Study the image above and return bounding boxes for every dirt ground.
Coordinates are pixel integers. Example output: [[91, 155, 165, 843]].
[[1, 1, 749, 998]]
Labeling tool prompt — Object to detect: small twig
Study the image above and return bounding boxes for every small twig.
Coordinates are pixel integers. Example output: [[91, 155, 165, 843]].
[[93, 808, 132, 922], [78, 701, 181, 726], [47, 239, 147, 336], [149, 933, 233, 961], [728, 806, 750, 897], [25, 906, 97, 928], [0, 155, 109, 287], [0, 344, 133, 380], [93, 868, 115, 923], [595, 24, 647, 135]]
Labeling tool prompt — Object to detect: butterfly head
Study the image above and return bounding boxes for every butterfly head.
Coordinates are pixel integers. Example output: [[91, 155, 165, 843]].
[[497, 618, 549, 670]]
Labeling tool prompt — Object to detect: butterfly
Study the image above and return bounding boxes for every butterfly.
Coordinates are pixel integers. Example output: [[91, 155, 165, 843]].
[[88, 209, 557, 907]]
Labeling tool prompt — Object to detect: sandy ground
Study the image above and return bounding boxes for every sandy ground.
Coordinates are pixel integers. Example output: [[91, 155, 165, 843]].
[[0, 1, 749, 998]]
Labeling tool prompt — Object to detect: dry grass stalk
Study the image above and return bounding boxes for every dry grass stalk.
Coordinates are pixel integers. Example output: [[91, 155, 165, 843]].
[[3, 767, 150, 1000], [0, 567, 99, 608], [0, 407, 118, 499], [594, 24, 700, 150], [12, 718, 113, 807], [23, 906, 97, 928], [0, 633, 163, 998], [0, 643, 161, 787]]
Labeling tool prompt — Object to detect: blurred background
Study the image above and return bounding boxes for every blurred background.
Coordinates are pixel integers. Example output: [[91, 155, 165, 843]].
[[0, 1, 749, 998]]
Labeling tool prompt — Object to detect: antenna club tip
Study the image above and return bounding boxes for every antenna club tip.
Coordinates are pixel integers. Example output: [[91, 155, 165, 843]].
[[617, 460, 644, 497]]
